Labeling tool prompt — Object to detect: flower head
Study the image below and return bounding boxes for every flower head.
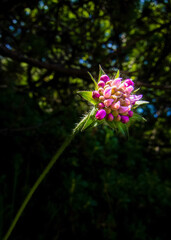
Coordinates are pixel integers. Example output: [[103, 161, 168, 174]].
[[92, 73, 144, 124], [78, 66, 148, 136]]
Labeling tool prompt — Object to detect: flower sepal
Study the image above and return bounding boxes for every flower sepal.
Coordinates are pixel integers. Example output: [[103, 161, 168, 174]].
[[78, 91, 99, 105], [106, 120, 129, 138]]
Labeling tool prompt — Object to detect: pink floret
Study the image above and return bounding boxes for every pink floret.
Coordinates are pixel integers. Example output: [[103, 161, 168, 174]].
[[95, 109, 106, 120], [100, 75, 110, 83], [121, 115, 129, 124], [107, 113, 114, 121], [125, 79, 134, 86], [128, 110, 133, 117], [92, 91, 100, 99]]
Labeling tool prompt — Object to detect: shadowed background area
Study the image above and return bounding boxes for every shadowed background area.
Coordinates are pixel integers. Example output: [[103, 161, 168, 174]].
[[0, 0, 171, 239]]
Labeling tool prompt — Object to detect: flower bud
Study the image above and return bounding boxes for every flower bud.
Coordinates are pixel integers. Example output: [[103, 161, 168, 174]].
[[119, 106, 131, 113], [119, 82, 127, 91], [104, 84, 110, 89], [116, 114, 121, 121], [129, 94, 143, 104], [125, 79, 134, 87], [115, 91, 122, 97], [107, 113, 114, 121], [111, 101, 120, 110], [105, 108, 112, 114], [104, 99, 114, 107], [111, 78, 122, 87], [126, 86, 134, 95], [124, 98, 130, 106], [121, 115, 129, 124], [92, 91, 100, 99], [98, 88, 104, 95], [99, 96, 105, 101], [100, 75, 110, 83], [111, 95, 117, 101], [98, 102, 105, 109], [128, 110, 133, 117], [95, 109, 106, 120], [104, 87, 112, 98], [111, 86, 117, 94], [112, 110, 118, 117], [98, 81, 105, 88], [106, 80, 113, 86]]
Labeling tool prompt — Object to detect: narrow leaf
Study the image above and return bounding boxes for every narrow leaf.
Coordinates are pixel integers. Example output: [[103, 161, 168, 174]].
[[128, 113, 146, 126], [88, 72, 98, 90], [115, 69, 120, 79], [98, 65, 106, 82], [106, 120, 129, 137], [133, 87, 140, 93], [135, 100, 149, 106], [73, 114, 89, 134], [78, 91, 98, 105], [82, 108, 96, 131], [116, 121, 129, 138], [106, 120, 117, 130]]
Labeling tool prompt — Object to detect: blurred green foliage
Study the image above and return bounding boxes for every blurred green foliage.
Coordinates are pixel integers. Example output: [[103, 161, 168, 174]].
[[0, 0, 171, 239]]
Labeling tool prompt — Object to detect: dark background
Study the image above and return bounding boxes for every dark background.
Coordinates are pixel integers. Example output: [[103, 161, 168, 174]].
[[0, 0, 171, 239]]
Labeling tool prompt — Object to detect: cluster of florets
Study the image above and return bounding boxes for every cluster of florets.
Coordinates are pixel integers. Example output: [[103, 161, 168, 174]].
[[92, 75, 142, 124]]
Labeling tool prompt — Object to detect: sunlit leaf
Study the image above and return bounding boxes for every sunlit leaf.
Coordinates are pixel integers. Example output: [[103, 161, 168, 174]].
[[115, 69, 120, 79], [82, 107, 96, 131], [135, 100, 149, 106], [78, 91, 98, 105], [73, 114, 89, 134], [133, 88, 140, 93], [128, 113, 146, 125], [98, 65, 106, 82], [88, 72, 98, 90]]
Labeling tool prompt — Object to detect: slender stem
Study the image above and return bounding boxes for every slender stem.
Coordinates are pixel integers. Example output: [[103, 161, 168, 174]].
[[3, 132, 76, 240]]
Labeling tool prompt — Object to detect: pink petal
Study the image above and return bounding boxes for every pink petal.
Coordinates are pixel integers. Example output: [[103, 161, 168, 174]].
[[119, 106, 130, 113], [111, 78, 122, 87], [104, 87, 112, 98], [111, 101, 120, 110], [104, 99, 114, 107], [126, 86, 134, 94]]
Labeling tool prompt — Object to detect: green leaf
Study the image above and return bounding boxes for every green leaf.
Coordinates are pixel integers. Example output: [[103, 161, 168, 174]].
[[106, 120, 117, 130], [78, 91, 98, 105], [98, 65, 106, 82], [82, 107, 96, 131], [128, 113, 146, 125], [106, 120, 129, 137], [115, 69, 120, 79], [116, 121, 129, 138], [73, 114, 89, 134], [88, 72, 98, 90], [135, 100, 149, 106], [133, 87, 140, 93]]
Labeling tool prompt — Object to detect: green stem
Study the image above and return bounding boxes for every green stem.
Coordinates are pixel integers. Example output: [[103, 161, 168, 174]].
[[3, 132, 76, 240]]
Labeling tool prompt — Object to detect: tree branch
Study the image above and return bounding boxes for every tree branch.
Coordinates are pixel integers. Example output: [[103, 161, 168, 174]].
[[0, 45, 171, 90]]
